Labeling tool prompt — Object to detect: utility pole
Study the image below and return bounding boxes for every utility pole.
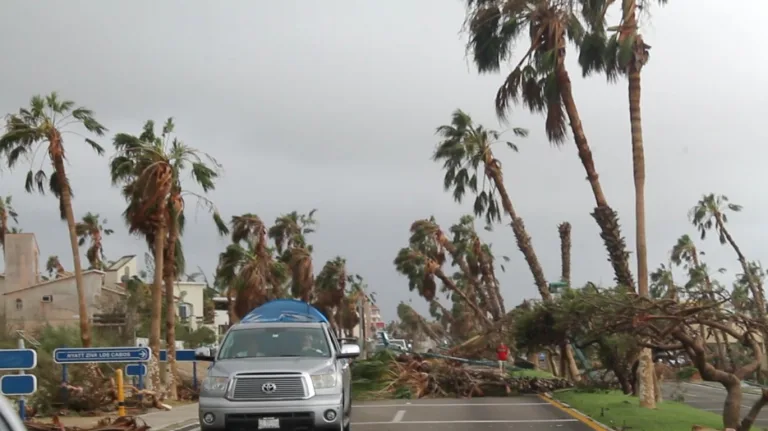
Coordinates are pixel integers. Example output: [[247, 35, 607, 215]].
[[359, 296, 367, 359]]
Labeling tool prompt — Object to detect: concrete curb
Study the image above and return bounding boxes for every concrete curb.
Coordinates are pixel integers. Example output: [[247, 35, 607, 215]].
[[152, 418, 199, 431], [538, 392, 613, 430]]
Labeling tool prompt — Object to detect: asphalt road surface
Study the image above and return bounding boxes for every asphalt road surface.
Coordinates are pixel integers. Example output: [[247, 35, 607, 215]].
[[185, 396, 594, 430], [351, 396, 594, 430], [663, 381, 768, 427]]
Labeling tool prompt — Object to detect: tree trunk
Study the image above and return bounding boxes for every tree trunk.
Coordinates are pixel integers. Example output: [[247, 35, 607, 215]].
[[565, 344, 581, 382], [487, 169, 550, 301], [546, 350, 559, 377], [149, 215, 166, 394], [557, 222, 581, 381], [555, 66, 635, 292], [164, 217, 179, 400], [528, 351, 539, 370], [52, 153, 92, 348], [723, 379, 743, 430]]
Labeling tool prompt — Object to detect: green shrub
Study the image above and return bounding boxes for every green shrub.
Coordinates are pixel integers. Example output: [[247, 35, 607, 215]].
[[676, 366, 698, 381]]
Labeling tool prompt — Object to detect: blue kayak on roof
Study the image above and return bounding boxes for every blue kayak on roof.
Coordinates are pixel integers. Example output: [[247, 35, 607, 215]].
[[240, 299, 329, 324]]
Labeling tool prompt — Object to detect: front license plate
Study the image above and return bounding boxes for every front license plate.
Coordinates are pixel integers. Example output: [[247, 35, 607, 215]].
[[257, 417, 280, 429]]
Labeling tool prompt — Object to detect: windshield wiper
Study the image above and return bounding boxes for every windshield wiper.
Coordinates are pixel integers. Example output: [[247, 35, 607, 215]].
[[277, 354, 301, 357]]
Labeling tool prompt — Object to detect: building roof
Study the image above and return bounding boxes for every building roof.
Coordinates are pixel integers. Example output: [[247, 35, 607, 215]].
[[106, 255, 136, 271], [4, 270, 106, 295]]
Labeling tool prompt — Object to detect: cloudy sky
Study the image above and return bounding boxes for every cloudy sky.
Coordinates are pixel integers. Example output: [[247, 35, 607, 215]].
[[1, 0, 767, 321]]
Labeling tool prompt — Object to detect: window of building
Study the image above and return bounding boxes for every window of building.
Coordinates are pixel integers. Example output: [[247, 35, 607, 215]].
[[15, 299, 22, 310], [41, 295, 53, 303]]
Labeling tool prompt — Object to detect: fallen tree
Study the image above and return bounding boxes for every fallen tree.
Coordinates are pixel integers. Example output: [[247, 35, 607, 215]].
[[352, 351, 572, 399], [26, 416, 150, 431]]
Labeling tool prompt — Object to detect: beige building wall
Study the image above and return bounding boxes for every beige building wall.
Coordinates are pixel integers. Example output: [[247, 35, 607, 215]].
[[4, 272, 106, 332], [175, 281, 206, 329], [103, 256, 138, 286], [3, 234, 40, 294]]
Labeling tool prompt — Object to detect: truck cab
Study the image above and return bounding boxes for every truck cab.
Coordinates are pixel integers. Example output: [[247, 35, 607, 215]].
[[195, 299, 360, 431]]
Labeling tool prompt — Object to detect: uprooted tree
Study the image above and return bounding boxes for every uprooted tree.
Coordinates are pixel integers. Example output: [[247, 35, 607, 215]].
[[543, 285, 768, 431]]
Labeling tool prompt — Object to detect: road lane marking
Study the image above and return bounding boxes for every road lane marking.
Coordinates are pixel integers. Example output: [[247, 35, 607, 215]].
[[355, 402, 549, 408], [391, 410, 406, 423], [354, 419, 578, 425], [538, 394, 608, 431]]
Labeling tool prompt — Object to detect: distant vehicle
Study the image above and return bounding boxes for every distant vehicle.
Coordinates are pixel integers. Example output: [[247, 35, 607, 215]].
[[195, 299, 360, 431]]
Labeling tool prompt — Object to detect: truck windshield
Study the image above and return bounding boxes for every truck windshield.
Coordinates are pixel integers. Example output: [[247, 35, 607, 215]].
[[217, 327, 331, 359]]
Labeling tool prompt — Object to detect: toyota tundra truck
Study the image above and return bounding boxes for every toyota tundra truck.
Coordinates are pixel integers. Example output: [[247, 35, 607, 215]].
[[194, 299, 360, 431]]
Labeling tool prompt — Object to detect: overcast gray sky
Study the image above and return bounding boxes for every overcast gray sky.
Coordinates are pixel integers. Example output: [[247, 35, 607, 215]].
[[2, 0, 768, 321]]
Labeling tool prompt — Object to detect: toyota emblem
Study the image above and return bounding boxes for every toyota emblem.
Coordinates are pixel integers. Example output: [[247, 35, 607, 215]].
[[261, 382, 277, 394]]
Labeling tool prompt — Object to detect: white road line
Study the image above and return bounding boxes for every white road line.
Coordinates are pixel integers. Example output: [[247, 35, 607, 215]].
[[354, 419, 579, 425], [391, 410, 406, 423], [356, 402, 549, 408]]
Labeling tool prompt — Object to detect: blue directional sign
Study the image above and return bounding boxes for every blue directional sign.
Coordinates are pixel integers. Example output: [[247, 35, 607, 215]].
[[53, 347, 152, 364], [159, 349, 197, 362], [125, 364, 147, 377], [0, 375, 37, 396], [0, 349, 37, 370]]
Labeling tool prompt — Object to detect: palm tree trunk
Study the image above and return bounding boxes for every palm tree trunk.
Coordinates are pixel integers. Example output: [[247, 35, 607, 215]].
[[488, 170, 550, 301], [164, 217, 179, 400], [627, 56, 655, 408], [52, 155, 93, 348], [558, 222, 581, 382], [555, 66, 635, 293], [434, 269, 493, 327], [690, 252, 730, 368], [149, 217, 166, 394]]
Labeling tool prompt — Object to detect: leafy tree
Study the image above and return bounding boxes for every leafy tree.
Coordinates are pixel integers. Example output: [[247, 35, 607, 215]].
[[0, 92, 106, 348]]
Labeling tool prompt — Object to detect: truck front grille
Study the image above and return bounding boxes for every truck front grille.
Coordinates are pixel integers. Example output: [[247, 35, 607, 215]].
[[231, 374, 308, 400]]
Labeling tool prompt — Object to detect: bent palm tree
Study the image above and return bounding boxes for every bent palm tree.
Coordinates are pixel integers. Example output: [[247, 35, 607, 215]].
[[464, 0, 634, 292], [269, 210, 317, 302], [434, 110, 551, 301], [76, 212, 114, 270], [0, 92, 106, 348]]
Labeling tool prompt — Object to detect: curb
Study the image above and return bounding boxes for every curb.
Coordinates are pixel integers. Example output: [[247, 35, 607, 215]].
[[152, 418, 199, 431], [538, 393, 612, 431]]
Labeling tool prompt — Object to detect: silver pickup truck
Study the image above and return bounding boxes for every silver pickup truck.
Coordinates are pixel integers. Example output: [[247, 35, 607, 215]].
[[194, 300, 360, 431]]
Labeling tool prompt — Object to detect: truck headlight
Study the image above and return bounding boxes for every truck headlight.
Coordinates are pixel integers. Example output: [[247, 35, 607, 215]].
[[202, 377, 229, 396], [311, 373, 337, 389]]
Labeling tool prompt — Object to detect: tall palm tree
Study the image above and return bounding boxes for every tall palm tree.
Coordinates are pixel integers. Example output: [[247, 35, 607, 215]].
[[0, 92, 106, 348], [556, 221, 581, 381], [0, 196, 19, 251], [268, 210, 317, 302], [111, 118, 228, 396], [433, 110, 552, 301], [463, 0, 635, 293], [75, 212, 114, 270]]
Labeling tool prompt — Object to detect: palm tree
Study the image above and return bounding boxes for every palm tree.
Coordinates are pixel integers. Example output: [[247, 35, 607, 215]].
[[433, 110, 552, 302], [463, 0, 635, 293], [411, 216, 502, 320], [46, 255, 71, 279], [111, 118, 228, 397], [217, 214, 289, 320], [556, 221, 581, 381], [689, 194, 766, 319], [268, 210, 317, 302], [0, 196, 19, 250], [75, 212, 114, 270], [395, 222, 493, 327], [315, 257, 348, 335], [0, 92, 107, 348]]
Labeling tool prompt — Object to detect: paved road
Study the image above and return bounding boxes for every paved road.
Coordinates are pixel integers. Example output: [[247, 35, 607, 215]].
[[351, 397, 593, 430], [184, 396, 593, 430], [663, 381, 768, 426]]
